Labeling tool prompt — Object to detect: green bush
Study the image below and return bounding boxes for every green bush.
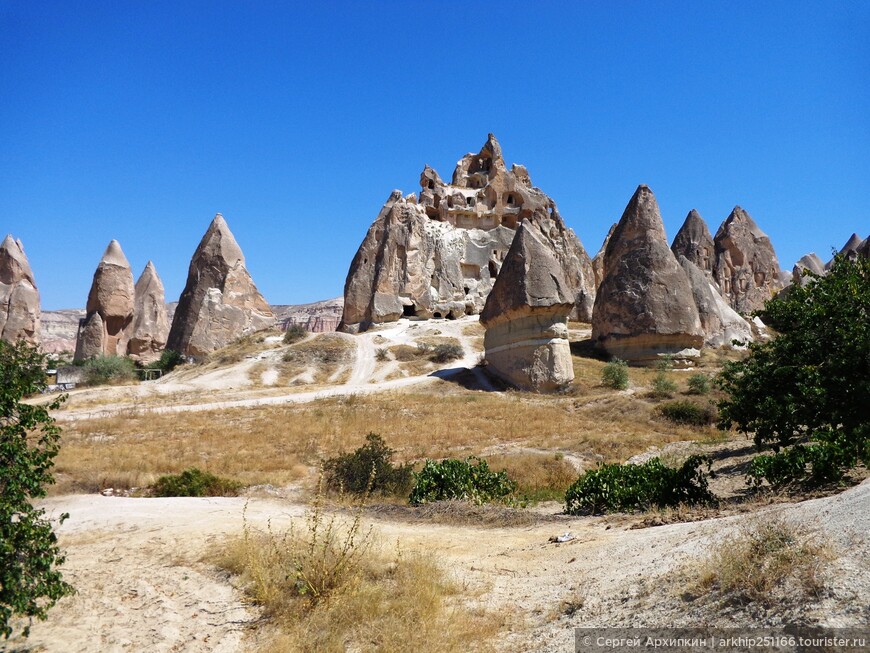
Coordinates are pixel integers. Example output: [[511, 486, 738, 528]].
[[1, 341, 74, 639], [429, 343, 464, 364], [658, 400, 716, 426], [686, 373, 711, 395], [83, 355, 137, 385], [564, 455, 715, 515], [718, 255, 870, 487], [151, 468, 242, 497], [747, 431, 868, 488], [409, 457, 517, 506], [283, 324, 307, 344], [601, 358, 629, 390], [155, 349, 184, 373], [650, 358, 677, 398], [323, 433, 413, 496]]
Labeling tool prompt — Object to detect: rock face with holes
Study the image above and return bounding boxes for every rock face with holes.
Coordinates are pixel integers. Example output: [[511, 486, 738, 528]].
[[592, 185, 704, 365], [0, 235, 41, 345], [75, 240, 136, 361], [712, 207, 783, 314], [671, 209, 716, 281], [480, 221, 575, 392], [339, 134, 596, 332], [127, 261, 169, 363], [167, 214, 275, 359], [679, 255, 752, 348]]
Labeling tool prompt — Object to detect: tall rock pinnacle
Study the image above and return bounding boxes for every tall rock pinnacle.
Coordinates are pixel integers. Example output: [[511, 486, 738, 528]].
[[591, 185, 704, 365], [0, 235, 41, 345], [128, 261, 169, 363], [167, 214, 275, 359]]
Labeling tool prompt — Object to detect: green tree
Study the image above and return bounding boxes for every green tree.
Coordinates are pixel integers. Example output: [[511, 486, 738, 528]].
[[0, 341, 74, 639], [717, 254, 870, 485]]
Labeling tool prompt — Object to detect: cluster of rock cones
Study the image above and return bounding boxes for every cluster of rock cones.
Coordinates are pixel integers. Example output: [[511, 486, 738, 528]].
[[3, 134, 867, 385]]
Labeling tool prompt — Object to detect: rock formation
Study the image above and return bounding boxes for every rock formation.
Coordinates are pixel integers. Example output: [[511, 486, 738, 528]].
[[792, 252, 826, 287], [591, 223, 616, 289], [591, 185, 704, 365], [340, 134, 596, 332], [0, 235, 41, 345], [74, 240, 135, 361], [127, 261, 169, 363], [858, 236, 870, 259], [679, 256, 752, 348], [712, 207, 783, 314], [274, 297, 343, 333], [166, 214, 275, 359], [671, 209, 715, 280], [827, 233, 865, 269], [480, 221, 575, 392]]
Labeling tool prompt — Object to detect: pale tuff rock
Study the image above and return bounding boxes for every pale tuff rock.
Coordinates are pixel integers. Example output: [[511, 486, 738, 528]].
[[712, 207, 783, 314], [480, 221, 575, 392], [827, 233, 865, 269], [0, 235, 41, 345], [74, 240, 135, 360], [679, 256, 752, 348], [127, 261, 169, 363], [591, 223, 616, 289], [792, 252, 826, 287], [591, 185, 704, 366], [167, 214, 275, 359], [339, 134, 596, 332], [274, 297, 343, 333], [671, 209, 716, 280]]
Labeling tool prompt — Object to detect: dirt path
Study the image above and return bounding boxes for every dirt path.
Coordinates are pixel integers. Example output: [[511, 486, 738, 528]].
[[20, 480, 870, 652]]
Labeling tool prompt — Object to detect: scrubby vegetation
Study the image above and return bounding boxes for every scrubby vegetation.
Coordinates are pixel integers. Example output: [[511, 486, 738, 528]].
[[409, 457, 516, 506], [323, 433, 413, 497], [718, 255, 870, 487], [649, 358, 677, 398], [429, 343, 464, 364], [154, 349, 184, 373], [150, 467, 242, 497], [83, 355, 137, 385], [686, 373, 711, 395], [283, 324, 307, 344], [601, 358, 629, 389], [564, 455, 715, 514], [657, 400, 716, 426]]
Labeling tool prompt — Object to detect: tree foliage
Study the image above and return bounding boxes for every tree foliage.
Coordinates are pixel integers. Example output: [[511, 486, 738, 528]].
[[0, 341, 74, 639], [717, 255, 870, 485]]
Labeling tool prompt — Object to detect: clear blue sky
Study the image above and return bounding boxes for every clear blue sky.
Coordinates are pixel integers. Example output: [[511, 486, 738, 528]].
[[2, 1, 867, 310]]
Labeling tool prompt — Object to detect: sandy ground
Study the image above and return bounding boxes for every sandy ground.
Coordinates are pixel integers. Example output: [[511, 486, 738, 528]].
[[11, 478, 868, 652]]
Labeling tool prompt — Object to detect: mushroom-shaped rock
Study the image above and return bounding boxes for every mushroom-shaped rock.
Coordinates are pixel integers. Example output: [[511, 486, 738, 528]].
[[792, 253, 826, 287], [592, 185, 704, 366], [339, 135, 596, 331], [679, 256, 752, 348], [713, 207, 783, 314], [671, 209, 716, 278], [0, 235, 41, 345], [166, 214, 275, 359], [75, 240, 135, 360], [128, 261, 169, 363], [480, 221, 575, 392]]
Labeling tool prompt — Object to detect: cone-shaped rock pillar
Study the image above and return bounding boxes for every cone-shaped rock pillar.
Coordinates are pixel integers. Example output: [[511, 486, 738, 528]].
[[0, 235, 41, 345]]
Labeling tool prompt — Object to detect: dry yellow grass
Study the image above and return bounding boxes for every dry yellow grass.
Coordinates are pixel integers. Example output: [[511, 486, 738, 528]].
[[278, 334, 354, 386], [488, 452, 579, 503], [214, 501, 497, 652]]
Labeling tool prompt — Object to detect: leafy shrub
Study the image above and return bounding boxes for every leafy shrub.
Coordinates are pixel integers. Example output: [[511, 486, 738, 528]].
[[155, 349, 184, 373], [686, 373, 711, 395], [375, 347, 389, 362], [601, 358, 629, 390], [429, 343, 463, 364], [83, 355, 137, 385], [323, 433, 413, 497], [747, 431, 868, 488], [650, 358, 677, 398], [718, 255, 870, 487], [564, 455, 715, 515], [151, 468, 242, 497], [283, 324, 307, 344], [0, 341, 74, 639], [409, 457, 517, 506], [658, 400, 716, 426]]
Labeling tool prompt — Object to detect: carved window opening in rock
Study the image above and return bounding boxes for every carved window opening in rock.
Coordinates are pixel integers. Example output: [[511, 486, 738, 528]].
[[403, 304, 416, 317], [488, 259, 499, 278], [447, 197, 454, 208], [428, 180, 434, 190], [433, 311, 442, 318], [463, 286, 470, 295], [507, 194, 515, 206], [466, 196, 475, 207], [446, 311, 457, 320], [461, 263, 481, 280]]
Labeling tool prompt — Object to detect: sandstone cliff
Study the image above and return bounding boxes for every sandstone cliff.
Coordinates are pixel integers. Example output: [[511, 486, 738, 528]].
[[340, 134, 595, 332]]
